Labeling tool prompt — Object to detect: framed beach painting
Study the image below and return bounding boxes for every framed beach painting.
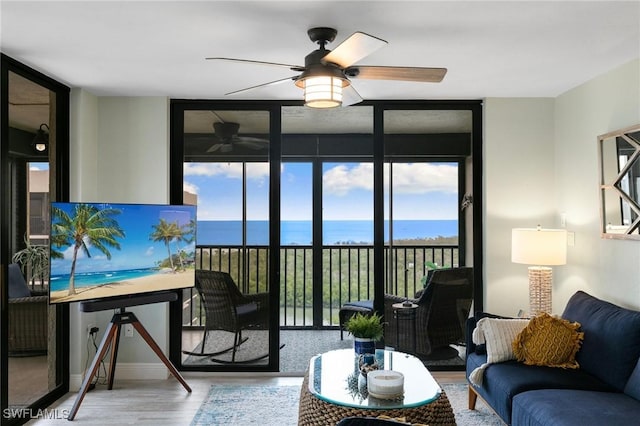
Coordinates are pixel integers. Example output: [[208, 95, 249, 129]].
[[49, 202, 196, 304]]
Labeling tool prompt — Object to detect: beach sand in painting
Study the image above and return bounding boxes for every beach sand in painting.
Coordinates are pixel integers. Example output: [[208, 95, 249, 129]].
[[50, 269, 195, 303]]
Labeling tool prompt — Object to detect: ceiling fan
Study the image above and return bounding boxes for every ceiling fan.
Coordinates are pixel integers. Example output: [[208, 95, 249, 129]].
[[206, 27, 447, 108], [205, 121, 269, 153]]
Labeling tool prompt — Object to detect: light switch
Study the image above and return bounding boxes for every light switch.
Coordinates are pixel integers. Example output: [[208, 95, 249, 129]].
[[567, 232, 575, 247]]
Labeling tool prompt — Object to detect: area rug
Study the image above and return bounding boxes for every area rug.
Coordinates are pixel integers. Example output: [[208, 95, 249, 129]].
[[191, 383, 503, 425]]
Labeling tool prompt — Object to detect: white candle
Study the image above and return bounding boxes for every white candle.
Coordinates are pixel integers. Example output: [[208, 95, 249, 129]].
[[367, 370, 404, 399]]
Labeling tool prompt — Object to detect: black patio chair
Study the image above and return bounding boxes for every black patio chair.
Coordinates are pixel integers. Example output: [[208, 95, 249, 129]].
[[385, 267, 474, 359], [183, 269, 271, 364]]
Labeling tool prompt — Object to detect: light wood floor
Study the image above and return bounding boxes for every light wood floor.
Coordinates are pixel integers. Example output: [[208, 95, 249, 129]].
[[26, 372, 466, 425]]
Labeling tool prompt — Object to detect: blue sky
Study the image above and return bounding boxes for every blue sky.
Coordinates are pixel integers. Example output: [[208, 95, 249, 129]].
[[50, 203, 196, 275], [184, 161, 459, 221]]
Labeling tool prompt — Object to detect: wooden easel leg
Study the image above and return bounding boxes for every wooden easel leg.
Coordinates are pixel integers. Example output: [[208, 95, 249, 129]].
[[131, 319, 192, 392], [68, 321, 118, 421]]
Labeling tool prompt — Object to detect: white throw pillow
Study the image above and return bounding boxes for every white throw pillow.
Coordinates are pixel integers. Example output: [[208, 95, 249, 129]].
[[474, 317, 530, 363], [469, 317, 530, 386]]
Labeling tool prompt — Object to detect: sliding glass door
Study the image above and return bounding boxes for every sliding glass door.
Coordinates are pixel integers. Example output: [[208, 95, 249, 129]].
[[175, 108, 278, 371], [1, 55, 69, 426], [169, 101, 482, 372]]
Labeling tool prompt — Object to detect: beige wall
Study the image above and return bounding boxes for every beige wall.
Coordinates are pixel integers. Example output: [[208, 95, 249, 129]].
[[483, 97, 556, 315], [553, 58, 640, 310], [68, 93, 171, 387], [482, 58, 640, 316]]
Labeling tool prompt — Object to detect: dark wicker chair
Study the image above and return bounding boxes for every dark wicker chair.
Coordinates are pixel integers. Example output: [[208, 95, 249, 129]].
[[8, 263, 48, 356], [184, 269, 271, 363], [339, 267, 474, 359], [384, 267, 474, 359]]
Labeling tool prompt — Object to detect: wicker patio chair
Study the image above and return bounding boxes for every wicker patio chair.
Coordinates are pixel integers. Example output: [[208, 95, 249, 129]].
[[183, 269, 271, 363], [7, 263, 48, 356], [384, 267, 474, 359]]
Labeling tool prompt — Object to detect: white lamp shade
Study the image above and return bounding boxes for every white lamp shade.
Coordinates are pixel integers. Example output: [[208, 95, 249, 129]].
[[512, 228, 567, 266]]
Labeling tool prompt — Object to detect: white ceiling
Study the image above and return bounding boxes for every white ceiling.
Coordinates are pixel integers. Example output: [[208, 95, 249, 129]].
[[1, 1, 639, 103]]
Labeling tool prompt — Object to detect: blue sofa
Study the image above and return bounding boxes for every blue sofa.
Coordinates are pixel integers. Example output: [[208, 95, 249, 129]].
[[466, 291, 640, 425]]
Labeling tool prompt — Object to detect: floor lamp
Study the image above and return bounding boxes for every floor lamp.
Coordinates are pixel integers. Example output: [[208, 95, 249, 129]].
[[512, 226, 567, 316]]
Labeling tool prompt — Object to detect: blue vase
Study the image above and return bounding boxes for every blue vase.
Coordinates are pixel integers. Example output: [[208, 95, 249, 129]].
[[354, 337, 376, 355]]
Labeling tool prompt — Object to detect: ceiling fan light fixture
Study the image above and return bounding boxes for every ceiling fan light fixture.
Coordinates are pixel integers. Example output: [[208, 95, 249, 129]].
[[302, 75, 344, 108]]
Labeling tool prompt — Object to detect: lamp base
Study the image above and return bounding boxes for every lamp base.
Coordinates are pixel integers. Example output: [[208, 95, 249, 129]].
[[528, 266, 552, 316]]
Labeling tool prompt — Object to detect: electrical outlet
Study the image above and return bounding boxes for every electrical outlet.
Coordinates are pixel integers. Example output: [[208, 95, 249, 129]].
[[124, 324, 134, 337], [87, 324, 96, 338]]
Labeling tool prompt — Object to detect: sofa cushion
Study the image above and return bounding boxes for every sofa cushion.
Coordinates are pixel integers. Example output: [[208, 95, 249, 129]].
[[513, 312, 583, 368], [466, 352, 614, 425], [562, 291, 640, 391], [624, 358, 640, 401], [512, 389, 640, 426], [343, 300, 374, 310]]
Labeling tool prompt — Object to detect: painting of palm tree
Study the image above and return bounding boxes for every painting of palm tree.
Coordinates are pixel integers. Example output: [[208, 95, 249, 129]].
[[51, 203, 125, 296], [150, 219, 182, 272], [49, 202, 197, 304]]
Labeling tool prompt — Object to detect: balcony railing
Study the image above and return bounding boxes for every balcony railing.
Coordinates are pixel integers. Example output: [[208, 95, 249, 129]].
[[183, 244, 458, 329]]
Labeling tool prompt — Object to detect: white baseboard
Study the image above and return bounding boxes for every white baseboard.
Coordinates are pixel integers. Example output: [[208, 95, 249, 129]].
[[69, 363, 170, 392]]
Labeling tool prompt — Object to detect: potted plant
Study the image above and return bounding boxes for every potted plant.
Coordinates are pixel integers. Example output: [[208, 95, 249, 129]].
[[344, 312, 384, 354], [12, 236, 49, 289]]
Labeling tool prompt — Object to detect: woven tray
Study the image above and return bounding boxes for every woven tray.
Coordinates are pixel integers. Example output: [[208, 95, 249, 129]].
[[297, 374, 456, 425]]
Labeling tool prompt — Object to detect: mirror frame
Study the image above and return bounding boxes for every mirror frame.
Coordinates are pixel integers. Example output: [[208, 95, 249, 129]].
[[598, 123, 640, 240]]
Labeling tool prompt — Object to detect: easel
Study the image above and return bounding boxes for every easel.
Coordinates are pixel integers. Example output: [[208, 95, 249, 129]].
[[68, 292, 191, 421]]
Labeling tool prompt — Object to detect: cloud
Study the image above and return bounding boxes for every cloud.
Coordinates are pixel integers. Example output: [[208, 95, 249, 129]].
[[323, 164, 373, 196], [390, 163, 458, 194], [322, 163, 458, 196], [62, 246, 78, 260], [183, 181, 199, 195], [184, 162, 270, 182], [246, 163, 270, 187], [184, 162, 243, 178], [145, 246, 155, 256]]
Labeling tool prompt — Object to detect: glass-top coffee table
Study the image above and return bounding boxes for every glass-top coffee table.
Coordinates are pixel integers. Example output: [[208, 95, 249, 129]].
[[298, 349, 455, 425]]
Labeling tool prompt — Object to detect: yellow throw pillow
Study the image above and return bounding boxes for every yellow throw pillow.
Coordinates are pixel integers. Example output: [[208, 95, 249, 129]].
[[513, 312, 584, 368]]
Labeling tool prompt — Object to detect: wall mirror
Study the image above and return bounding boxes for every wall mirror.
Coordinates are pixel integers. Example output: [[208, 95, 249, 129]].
[[598, 124, 640, 239]]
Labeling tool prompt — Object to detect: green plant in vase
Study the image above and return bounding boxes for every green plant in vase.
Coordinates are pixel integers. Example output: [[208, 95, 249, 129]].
[[344, 312, 384, 355]]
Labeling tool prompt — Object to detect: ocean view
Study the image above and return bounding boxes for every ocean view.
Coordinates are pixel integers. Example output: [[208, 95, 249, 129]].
[[197, 220, 458, 245], [49, 268, 161, 292]]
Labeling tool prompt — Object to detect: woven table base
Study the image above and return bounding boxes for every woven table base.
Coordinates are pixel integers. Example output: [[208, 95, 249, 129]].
[[298, 374, 456, 425]]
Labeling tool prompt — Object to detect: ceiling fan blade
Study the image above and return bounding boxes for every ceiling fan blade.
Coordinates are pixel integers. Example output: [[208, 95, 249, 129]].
[[226, 76, 297, 96], [206, 143, 223, 153], [206, 57, 303, 70], [349, 66, 447, 82], [322, 32, 387, 68], [235, 136, 269, 144], [236, 139, 269, 150], [342, 84, 363, 107]]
